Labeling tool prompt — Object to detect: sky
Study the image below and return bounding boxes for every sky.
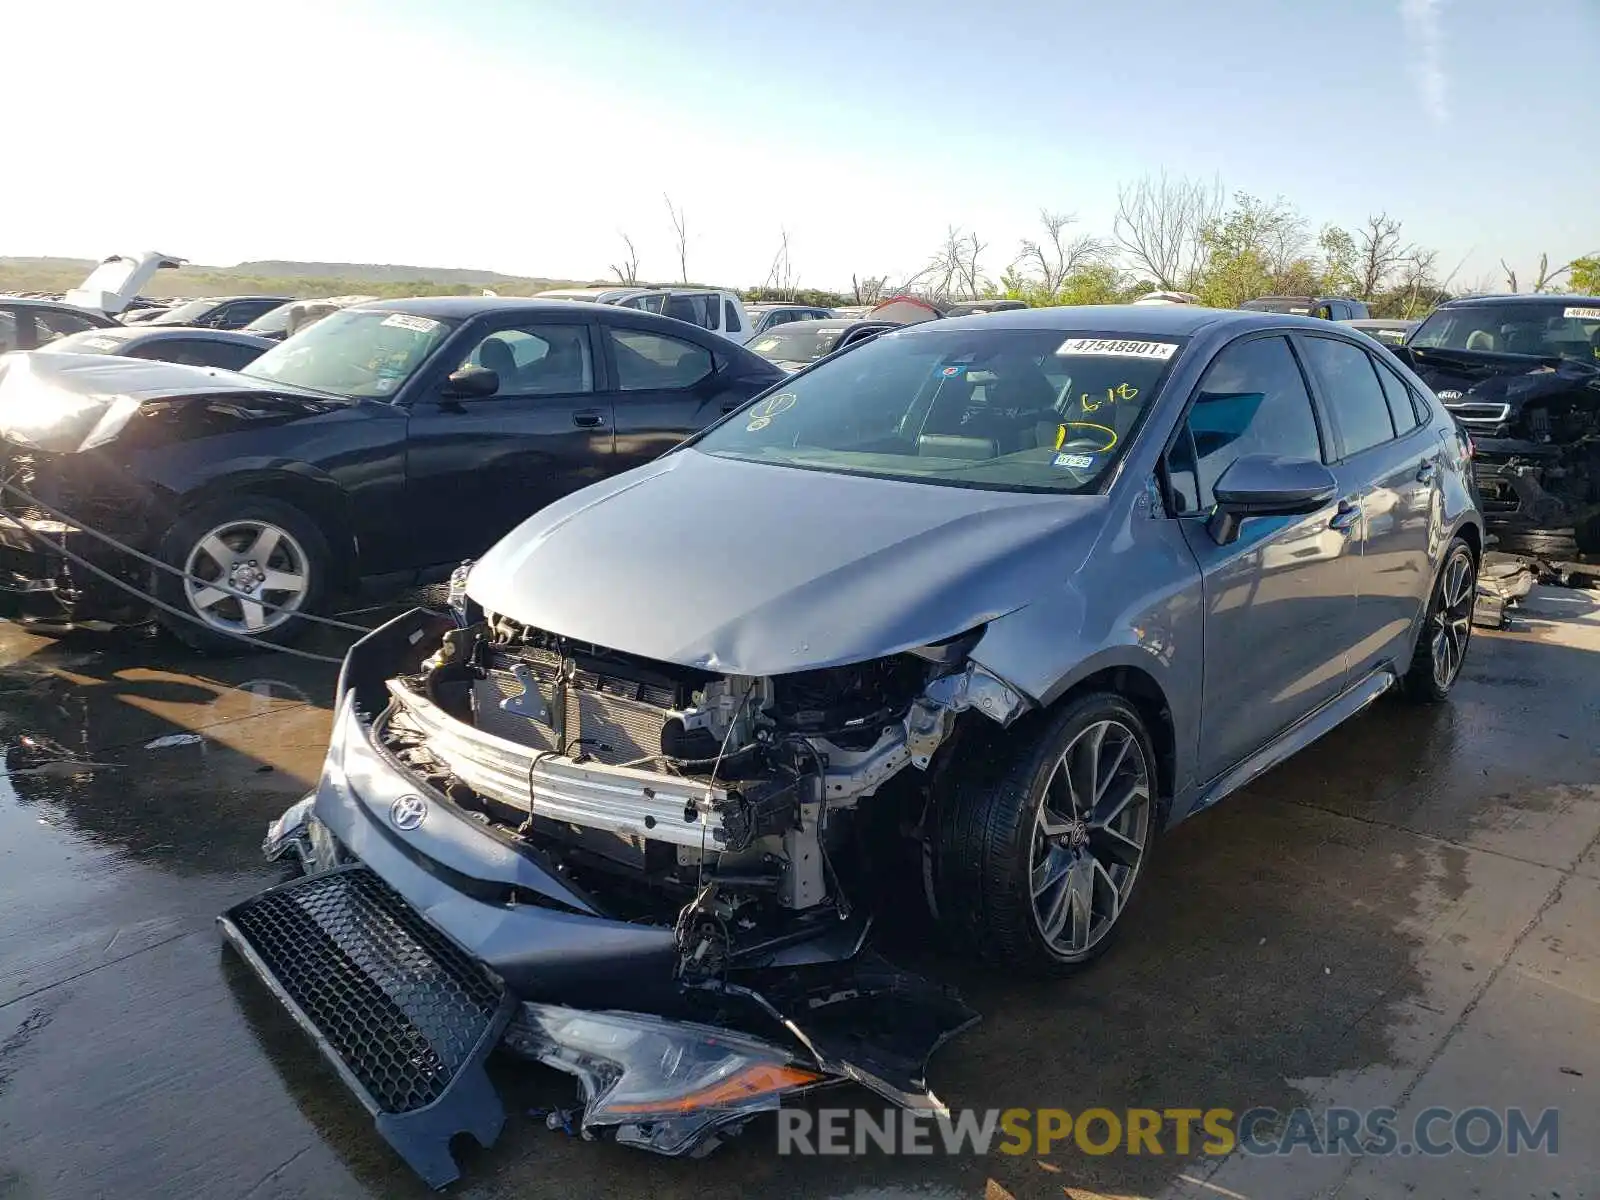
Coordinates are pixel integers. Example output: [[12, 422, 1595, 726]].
[[8, 0, 1597, 292]]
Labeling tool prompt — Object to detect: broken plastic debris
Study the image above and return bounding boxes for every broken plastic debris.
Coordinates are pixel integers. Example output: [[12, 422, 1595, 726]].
[[145, 733, 204, 750]]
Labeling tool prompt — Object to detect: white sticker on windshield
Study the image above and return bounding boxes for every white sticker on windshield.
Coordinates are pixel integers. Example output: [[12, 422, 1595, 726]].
[[1052, 452, 1096, 470], [1563, 307, 1600, 320], [1057, 338, 1178, 360], [381, 313, 441, 333]]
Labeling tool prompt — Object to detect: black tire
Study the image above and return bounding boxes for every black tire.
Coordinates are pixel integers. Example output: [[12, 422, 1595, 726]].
[[153, 495, 331, 654], [935, 692, 1160, 976], [1403, 536, 1477, 703]]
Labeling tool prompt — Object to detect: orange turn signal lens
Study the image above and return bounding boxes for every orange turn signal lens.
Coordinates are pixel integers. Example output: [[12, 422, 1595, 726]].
[[604, 1062, 824, 1115]]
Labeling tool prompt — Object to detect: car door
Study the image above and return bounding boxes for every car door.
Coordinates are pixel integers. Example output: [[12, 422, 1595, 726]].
[[1165, 332, 1361, 782], [600, 319, 749, 471], [1297, 333, 1440, 679], [402, 313, 613, 566]]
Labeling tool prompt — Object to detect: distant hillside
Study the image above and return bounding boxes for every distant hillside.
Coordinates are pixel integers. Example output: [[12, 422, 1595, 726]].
[[0, 256, 583, 299], [232, 261, 538, 286]]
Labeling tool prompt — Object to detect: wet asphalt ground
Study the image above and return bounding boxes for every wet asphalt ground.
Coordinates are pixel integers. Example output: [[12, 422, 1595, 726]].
[[0, 590, 1596, 1200]]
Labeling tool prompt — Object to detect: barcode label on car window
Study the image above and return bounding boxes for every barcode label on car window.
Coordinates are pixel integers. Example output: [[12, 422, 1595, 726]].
[[1056, 338, 1177, 360], [1563, 307, 1600, 320], [381, 313, 441, 333]]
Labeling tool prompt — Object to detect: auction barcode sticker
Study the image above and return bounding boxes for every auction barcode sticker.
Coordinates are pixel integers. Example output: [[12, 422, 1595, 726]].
[[1564, 307, 1600, 320], [382, 313, 441, 333], [1057, 338, 1178, 360]]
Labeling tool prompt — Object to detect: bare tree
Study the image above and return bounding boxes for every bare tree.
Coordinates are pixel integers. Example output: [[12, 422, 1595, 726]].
[[609, 232, 641, 286], [924, 226, 988, 301], [762, 229, 799, 300], [851, 273, 888, 305], [1355, 213, 1412, 300], [1498, 253, 1571, 294], [1112, 172, 1223, 291], [1015, 210, 1110, 295], [664, 194, 689, 284], [1396, 248, 1442, 317]]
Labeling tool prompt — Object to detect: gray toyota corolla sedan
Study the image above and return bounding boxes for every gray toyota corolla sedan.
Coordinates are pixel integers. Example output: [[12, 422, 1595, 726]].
[[223, 305, 1482, 1181]]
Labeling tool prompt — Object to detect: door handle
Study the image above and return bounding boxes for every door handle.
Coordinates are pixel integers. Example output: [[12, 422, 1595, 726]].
[[1416, 460, 1438, 484], [572, 411, 606, 428], [1328, 501, 1362, 534]]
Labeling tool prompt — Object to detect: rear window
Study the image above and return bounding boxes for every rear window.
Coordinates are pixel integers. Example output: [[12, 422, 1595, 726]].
[[1411, 302, 1600, 362], [694, 328, 1185, 493]]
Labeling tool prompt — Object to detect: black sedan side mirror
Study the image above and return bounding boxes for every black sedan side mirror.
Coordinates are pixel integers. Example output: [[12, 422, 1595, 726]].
[[1208, 454, 1338, 546], [443, 365, 499, 399]]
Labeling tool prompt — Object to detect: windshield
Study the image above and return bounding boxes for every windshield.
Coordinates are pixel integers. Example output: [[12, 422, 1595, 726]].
[[146, 299, 221, 326], [1411, 302, 1600, 362], [692, 327, 1183, 493], [242, 308, 455, 398], [748, 324, 849, 365], [243, 303, 294, 334], [37, 330, 132, 355]]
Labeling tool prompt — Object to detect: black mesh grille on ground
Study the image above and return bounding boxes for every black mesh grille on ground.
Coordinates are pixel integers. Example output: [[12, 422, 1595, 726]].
[[226, 866, 504, 1114]]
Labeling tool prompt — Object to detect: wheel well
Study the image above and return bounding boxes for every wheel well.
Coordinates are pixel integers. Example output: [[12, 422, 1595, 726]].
[[1456, 520, 1482, 563], [1054, 665, 1177, 810], [179, 475, 358, 589]]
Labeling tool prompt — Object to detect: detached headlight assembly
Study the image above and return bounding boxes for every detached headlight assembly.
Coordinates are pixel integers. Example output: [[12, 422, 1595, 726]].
[[505, 1004, 826, 1155]]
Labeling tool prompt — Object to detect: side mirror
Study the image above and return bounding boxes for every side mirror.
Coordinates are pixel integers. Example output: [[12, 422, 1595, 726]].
[[1207, 454, 1337, 546], [442, 365, 499, 399]]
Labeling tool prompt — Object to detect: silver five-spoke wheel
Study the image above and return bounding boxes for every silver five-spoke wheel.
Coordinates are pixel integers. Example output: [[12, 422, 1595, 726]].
[[183, 519, 310, 635], [1029, 718, 1152, 959]]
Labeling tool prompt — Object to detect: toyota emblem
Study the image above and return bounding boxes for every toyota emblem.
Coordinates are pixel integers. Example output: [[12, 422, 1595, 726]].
[[389, 794, 428, 831]]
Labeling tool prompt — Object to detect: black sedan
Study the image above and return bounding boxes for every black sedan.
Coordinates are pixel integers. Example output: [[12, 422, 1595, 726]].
[[39, 326, 275, 371], [745, 317, 899, 372], [136, 295, 291, 330], [0, 297, 785, 650], [0, 297, 120, 353]]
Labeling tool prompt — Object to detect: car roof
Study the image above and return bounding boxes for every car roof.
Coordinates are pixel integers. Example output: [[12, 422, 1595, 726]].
[[756, 317, 863, 331], [119, 326, 277, 345], [1440, 293, 1600, 308], [925, 303, 1322, 337], [0, 296, 110, 312]]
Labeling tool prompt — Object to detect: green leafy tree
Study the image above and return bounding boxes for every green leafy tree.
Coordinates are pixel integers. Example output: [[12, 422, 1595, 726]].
[[1569, 256, 1600, 295]]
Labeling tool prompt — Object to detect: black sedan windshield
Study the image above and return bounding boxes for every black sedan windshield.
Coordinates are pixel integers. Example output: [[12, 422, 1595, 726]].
[[1411, 302, 1600, 362], [748, 324, 849, 365], [145, 299, 221, 326], [694, 327, 1183, 492], [243, 308, 455, 398]]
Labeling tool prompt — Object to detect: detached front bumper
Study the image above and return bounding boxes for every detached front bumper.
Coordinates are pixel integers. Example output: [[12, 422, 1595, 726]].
[[223, 609, 976, 1187], [0, 511, 142, 625]]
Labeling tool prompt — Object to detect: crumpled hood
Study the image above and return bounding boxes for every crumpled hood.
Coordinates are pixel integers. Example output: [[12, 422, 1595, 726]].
[[0, 351, 340, 452], [467, 449, 1107, 676], [1410, 346, 1598, 404]]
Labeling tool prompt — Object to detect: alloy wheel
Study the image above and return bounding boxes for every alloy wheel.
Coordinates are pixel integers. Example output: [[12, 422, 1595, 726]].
[[1029, 718, 1152, 958], [182, 519, 311, 635], [1431, 550, 1476, 691]]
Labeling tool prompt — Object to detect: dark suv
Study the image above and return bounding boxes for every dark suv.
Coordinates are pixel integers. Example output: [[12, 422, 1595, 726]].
[[1394, 294, 1600, 557]]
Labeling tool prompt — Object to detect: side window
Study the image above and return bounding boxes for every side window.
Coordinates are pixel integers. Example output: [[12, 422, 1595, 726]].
[[0, 309, 17, 354], [1299, 336, 1396, 456], [606, 328, 713, 391], [664, 293, 717, 330], [33, 309, 101, 345], [1373, 357, 1419, 434], [1166, 335, 1324, 514], [723, 299, 742, 334], [459, 325, 594, 396]]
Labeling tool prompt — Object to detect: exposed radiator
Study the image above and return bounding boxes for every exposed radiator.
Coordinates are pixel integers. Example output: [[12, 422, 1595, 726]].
[[471, 645, 677, 768]]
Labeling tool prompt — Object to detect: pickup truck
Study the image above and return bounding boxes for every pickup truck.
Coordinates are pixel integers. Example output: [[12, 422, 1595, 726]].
[[535, 285, 755, 344]]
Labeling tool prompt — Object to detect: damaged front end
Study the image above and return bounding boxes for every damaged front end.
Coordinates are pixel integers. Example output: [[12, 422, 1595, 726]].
[[224, 594, 1021, 1185]]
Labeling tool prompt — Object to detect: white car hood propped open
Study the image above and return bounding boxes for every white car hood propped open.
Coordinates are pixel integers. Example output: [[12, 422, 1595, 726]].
[[62, 251, 186, 315]]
